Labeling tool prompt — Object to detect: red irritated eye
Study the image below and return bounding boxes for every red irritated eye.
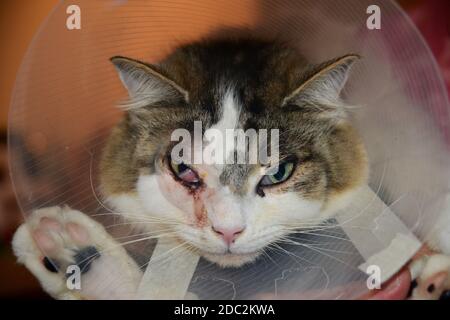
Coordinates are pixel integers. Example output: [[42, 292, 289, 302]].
[[178, 167, 199, 183], [169, 159, 201, 185]]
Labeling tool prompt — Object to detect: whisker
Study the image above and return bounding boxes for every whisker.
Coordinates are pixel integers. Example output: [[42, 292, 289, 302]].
[[139, 241, 193, 271], [114, 230, 178, 241], [261, 247, 281, 268], [74, 234, 179, 268], [278, 238, 355, 255], [91, 212, 181, 223], [269, 243, 314, 266], [88, 151, 116, 214], [104, 220, 181, 229], [284, 231, 352, 242]]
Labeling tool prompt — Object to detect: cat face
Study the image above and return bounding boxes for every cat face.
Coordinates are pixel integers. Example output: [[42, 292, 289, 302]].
[[101, 37, 368, 267]]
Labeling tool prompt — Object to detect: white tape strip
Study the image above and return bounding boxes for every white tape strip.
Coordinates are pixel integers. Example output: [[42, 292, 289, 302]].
[[336, 185, 422, 283], [136, 239, 200, 300], [359, 233, 421, 282]]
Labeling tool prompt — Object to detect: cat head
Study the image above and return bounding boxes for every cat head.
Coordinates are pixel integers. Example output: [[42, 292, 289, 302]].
[[101, 37, 368, 267]]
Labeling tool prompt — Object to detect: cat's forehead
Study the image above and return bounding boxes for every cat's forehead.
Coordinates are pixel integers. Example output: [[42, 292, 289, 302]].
[[161, 38, 307, 115]]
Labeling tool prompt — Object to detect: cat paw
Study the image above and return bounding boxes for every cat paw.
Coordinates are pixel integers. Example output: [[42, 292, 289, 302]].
[[12, 206, 142, 299], [410, 254, 450, 300]]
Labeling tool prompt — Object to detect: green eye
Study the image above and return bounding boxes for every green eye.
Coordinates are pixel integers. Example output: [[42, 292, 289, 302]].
[[259, 162, 295, 187]]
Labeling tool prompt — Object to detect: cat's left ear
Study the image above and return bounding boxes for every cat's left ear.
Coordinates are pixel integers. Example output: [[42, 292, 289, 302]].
[[282, 54, 359, 109], [111, 56, 189, 109]]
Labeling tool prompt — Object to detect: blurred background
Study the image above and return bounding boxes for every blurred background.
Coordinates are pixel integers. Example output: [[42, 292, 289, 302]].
[[0, 0, 448, 299]]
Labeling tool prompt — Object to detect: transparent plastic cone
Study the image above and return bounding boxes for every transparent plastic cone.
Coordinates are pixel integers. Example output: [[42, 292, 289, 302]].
[[8, 0, 450, 299]]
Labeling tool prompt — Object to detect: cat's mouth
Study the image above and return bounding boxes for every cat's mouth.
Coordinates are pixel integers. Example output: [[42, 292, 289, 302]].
[[200, 250, 262, 268]]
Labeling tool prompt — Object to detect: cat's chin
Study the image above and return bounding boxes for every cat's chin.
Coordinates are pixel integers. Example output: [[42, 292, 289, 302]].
[[202, 251, 262, 268]]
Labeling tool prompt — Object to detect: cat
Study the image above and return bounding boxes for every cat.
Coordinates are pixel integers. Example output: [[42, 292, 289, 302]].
[[12, 34, 450, 299]]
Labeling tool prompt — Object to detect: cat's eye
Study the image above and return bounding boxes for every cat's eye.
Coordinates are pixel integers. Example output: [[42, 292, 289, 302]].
[[259, 162, 295, 187], [169, 159, 201, 186]]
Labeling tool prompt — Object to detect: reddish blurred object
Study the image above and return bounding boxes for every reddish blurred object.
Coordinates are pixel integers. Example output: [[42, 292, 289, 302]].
[[0, 131, 23, 245], [407, 0, 450, 95], [0, 131, 48, 299]]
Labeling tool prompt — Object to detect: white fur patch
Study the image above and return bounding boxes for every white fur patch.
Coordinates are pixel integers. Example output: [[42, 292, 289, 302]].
[[213, 88, 241, 133], [420, 254, 450, 279], [136, 174, 193, 219], [205, 88, 241, 167], [423, 193, 450, 254]]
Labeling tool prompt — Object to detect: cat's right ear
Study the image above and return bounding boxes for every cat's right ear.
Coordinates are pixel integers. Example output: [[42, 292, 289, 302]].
[[281, 54, 359, 116], [110, 56, 189, 110]]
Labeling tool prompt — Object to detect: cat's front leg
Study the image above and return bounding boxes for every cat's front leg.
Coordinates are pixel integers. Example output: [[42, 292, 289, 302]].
[[409, 252, 450, 300], [409, 209, 450, 300], [12, 206, 142, 299]]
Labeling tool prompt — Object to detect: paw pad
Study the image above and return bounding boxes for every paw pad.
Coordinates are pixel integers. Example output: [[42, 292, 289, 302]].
[[440, 290, 450, 300], [42, 256, 59, 273], [73, 246, 101, 274]]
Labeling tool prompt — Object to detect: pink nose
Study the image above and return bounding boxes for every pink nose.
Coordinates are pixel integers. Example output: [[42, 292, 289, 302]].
[[212, 225, 245, 245]]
